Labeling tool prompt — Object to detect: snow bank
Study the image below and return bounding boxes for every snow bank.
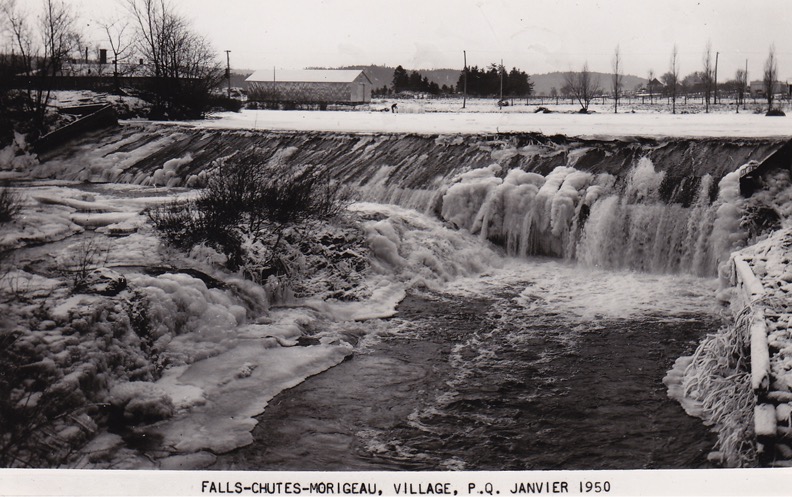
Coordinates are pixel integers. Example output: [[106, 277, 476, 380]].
[[128, 273, 249, 365], [0, 132, 37, 173], [0, 192, 82, 250], [190, 107, 792, 139], [150, 335, 351, 454], [673, 228, 792, 467]]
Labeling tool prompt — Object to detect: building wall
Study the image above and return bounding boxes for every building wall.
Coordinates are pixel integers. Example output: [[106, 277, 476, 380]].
[[248, 80, 371, 104]]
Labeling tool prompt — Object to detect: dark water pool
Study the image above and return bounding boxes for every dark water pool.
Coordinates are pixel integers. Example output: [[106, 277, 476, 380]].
[[215, 274, 720, 471]]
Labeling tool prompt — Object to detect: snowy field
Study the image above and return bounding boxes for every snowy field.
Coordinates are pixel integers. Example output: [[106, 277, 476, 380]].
[[185, 98, 792, 138]]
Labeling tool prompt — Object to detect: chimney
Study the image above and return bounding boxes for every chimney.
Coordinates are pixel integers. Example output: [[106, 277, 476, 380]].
[[99, 49, 107, 65]]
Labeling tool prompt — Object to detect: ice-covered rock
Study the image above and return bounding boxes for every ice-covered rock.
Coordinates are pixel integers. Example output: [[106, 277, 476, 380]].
[[77, 268, 127, 296], [108, 381, 175, 424]]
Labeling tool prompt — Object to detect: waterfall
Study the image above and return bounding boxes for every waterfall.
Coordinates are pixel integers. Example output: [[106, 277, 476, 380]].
[[362, 157, 746, 277], [45, 124, 783, 277]]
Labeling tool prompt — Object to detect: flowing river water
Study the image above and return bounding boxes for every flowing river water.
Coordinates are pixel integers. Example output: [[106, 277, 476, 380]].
[[215, 256, 722, 471]]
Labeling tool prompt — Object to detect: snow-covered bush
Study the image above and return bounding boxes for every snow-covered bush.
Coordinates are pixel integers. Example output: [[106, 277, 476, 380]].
[[149, 151, 354, 287], [682, 306, 757, 467]]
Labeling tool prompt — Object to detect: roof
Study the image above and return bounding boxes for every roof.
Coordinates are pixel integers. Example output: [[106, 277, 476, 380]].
[[245, 69, 370, 84]]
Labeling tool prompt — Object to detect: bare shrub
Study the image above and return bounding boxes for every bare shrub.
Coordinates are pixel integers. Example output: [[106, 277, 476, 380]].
[[69, 236, 110, 292], [0, 184, 22, 224], [148, 198, 243, 268], [149, 151, 351, 276]]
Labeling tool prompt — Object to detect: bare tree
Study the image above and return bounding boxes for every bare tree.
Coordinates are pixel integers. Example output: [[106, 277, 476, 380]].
[[563, 62, 601, 113], [1, 0, 34, 100], [702, 41, 714, 112], [668, 44, 680, 114], [647, 68, 655, 104], [125, 0, 223, 118], [611, 45, 623, 113], [1, 0, 78, 133], [35, 0, 78, 128], [560, 82, 572, 104], [735, 68, 748, 108], [550, 86, 558, 105], [763, 44, 778, 113], [99, 17, 133, 92]]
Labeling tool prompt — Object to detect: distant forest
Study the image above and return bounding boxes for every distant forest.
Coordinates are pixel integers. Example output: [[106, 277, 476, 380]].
[[308, 64, 650, 98], [336, 64, 533, 98], [456, 64, 533, 98]]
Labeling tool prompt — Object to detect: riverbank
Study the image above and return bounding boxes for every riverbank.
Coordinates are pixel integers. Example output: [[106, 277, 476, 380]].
[[729, 228, 792, 466]]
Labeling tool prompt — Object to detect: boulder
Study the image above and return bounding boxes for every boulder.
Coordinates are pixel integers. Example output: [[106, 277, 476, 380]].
[[79, 268, 127, 296]]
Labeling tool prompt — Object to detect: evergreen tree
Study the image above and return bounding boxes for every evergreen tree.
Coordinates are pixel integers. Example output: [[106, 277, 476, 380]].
[[456, 63, 533, 97], [392, 65, 409, 92], [408, 71, 422, 91]]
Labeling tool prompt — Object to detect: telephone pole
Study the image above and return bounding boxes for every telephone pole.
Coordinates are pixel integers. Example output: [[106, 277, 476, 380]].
[[499, 58, 504, 102], [225, 50, 232, 98], [463, 50, 467, 109], [714, 51, 719, 105], [745, 58, 748, 110]]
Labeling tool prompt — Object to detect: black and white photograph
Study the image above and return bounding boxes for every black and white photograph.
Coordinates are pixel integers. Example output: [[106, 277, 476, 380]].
[[1, 0, 791, 494]]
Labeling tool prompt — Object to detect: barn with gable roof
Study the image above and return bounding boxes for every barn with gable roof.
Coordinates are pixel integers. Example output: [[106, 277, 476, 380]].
[[245, 69, 372, 106]]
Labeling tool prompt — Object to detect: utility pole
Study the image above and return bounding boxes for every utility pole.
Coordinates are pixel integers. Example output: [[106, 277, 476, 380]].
[[500, 58, 504, 102], [463, 50, 467, 109], [714, 51, 719, 105], [225, 50, 232, 98], [745, 58, 749, 110]]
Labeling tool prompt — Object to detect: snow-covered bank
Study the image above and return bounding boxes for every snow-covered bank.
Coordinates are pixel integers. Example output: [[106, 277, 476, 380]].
[[0, 177, 509, 468], [668, 228, 792, 467], [190, 107, 792, 139], [728, 230, 792, 466]]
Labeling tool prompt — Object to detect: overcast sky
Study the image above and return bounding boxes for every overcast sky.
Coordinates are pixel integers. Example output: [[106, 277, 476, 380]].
[[21, 0, 792, 81]]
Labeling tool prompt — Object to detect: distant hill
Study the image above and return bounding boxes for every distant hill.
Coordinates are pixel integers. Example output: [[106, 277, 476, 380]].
[[531, 72, 648, 96]]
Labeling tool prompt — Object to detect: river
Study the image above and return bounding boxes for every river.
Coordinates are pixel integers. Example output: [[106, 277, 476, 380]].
[[215, 256, 721, 470]]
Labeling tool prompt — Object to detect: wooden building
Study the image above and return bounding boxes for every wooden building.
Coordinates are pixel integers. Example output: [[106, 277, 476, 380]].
[[245, 69, 372, 105]]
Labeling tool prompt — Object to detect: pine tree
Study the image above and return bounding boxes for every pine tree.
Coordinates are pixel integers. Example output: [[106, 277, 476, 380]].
[[392, 65, 409, 93]]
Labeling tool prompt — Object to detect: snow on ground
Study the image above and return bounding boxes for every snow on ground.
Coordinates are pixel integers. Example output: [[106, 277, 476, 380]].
[[2, 173, 515, 468], [735, 229, 792, 396], [48, 90, 150, 117], [0, 189, 83, 250], [187, 99, 792, 139]]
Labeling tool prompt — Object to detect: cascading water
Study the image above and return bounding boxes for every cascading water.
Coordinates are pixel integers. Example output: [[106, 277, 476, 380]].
[[358, 156, 745, 277]]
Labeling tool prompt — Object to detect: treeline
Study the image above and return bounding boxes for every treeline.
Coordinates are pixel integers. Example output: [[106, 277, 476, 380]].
[[374, 65, 455, 96], [375, 63, 534, 98], [457, 64, 534, 98]]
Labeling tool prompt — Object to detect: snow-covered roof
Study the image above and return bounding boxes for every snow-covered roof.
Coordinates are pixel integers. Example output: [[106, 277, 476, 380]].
[[245, 69, 369, 84]]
